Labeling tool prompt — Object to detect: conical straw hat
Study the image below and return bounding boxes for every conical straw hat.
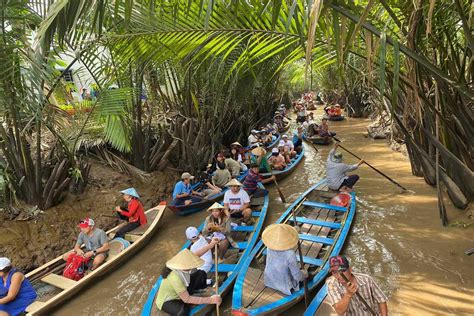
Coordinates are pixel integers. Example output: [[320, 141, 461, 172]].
[[166, 249, 204, 270], [231, 142, 243, 147], [226, 178, 243, 187], [207, 202, 225, 212], [262, 224, 299, 251], [251, 146, 266, 156]]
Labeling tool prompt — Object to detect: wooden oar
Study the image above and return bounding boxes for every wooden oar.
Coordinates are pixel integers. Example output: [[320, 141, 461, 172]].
[[269, 168, 287, 203], [332, 136, 407, 191], [289, 206, 309, 307], [214, 244, 220, 316], [340, 273, 377, 316]]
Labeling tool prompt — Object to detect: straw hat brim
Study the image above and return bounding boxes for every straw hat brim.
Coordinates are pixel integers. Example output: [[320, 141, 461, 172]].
[[262, 224, 299, 251], [231, 142, 242, 147], [207, 202, 225, 212], [251, 147, 266, 156], [226, 179, 243, 187], [166, 249, 204, 270]]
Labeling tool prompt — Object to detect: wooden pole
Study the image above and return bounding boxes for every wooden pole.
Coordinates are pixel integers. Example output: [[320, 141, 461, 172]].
[[289, 206, 309, 307], [269, 169, 287, 203], [214, 244, 220, 316], [435, 83, 448, 225]]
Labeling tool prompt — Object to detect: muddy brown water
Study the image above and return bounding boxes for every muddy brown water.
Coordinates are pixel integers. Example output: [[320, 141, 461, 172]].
[[44, 116, 474, 315]]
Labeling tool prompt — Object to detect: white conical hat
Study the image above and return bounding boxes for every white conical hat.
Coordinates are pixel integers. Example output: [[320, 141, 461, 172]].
[[226, 178, 243, 187], [262, 224, 299, 251], [166, 249, 204, 270]]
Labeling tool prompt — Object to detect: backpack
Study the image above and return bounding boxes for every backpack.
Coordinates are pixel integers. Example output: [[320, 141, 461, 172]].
[[63, 253, 90, 281]]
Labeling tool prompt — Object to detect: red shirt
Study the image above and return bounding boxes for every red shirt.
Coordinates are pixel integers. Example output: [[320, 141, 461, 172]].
[[120, 199, 147, 225]]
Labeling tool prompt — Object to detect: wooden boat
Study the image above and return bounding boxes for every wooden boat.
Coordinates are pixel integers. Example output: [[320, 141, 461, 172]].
[[264, 133, 281, 150], [303, 284, 337, 316], [142, 184, 269, 316], [303, 133, 333, 145], [326, 115, 345, 121], [231, 179, 356, 315], [260, 145, 305, 180], [25, 203, 167, 315], [168, 171, 248, 216]]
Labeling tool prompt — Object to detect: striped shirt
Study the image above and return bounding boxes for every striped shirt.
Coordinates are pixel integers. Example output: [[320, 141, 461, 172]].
[[326, 273, 387, 315], [243, 169, 262, 193]]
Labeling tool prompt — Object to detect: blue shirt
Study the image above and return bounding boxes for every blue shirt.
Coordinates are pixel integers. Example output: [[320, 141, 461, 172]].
[[172, 181, 192, 199], [264, 249, 304, 295]]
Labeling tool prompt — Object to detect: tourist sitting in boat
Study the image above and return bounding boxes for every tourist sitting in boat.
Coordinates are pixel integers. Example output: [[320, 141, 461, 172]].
[[224, 152, 242, 177], [210, 152, 225, 173], [230, 142, 248, 171], [296, 103, 307, 123], [154, 249, 221, 315], [278, 104, 287, 117], [259, 130, 273, 146], [278, 144, 291, 163], [274, 112, 285, 130], [318, 118, 336, 137], [223, 179, 252, 225], [279, 135, 296, 158], [114, 188, 147, 239], [185, 227, 218, 287], [212, 162, 232, 188], [248, 129, 261, 147], [243, 163, 275, 198], [261, 224, 308, 295], [250, 144, 270, 173], [326, 255, 388, 316], [62, 218, 110, 271], [198, 164, 222, 198], [327, 143, 365, 192], [268, 148, 287, 171], [292, 126, 304, 153], [203, 203, 236, 259], [0, 257, 37, 316], [172, 172, 204, 206], [333, 104, 343, 116]]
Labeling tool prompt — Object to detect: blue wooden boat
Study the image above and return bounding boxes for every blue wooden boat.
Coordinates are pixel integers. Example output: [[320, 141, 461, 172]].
[[260, 145, 305, 180], [304, 284, 337, 316], [231, 179, 356, 315], [168, 170, 248, 216], [142, 183, 269, 316]]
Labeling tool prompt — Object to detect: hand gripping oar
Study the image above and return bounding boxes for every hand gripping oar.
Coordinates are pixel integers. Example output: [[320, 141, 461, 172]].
[[332, 136, 407, 191], [214, 244, 220, 316], [340, 273, 377, 316], [290, 206, 309, 307], [269, 168, 287, 203]]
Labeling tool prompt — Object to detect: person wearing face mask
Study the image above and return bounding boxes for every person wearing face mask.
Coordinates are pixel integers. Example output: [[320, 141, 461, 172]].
[[155, 249, 221, 316], [0, 258, 37, 316]]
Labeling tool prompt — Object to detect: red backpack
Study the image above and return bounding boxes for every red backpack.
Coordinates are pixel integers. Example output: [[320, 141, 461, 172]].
[[63, 253, 90, 281]]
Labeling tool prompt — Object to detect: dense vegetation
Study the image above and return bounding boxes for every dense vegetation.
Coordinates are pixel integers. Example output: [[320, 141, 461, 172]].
[[1, 1, 472, 220]]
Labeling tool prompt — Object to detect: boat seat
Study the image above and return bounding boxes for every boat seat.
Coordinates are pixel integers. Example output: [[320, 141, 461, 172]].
[[297, 256, 324, 267], [302, 201, 347, 212], [231, 242, 248, 250], [124, 234, 141, 242], [289, 217, 341, 229], [26, 301, 46, 313], [41, 273, 77, 290], [232, 225, 254, 232], [210, 263, 236, 273], [299, 233, 334, 245]]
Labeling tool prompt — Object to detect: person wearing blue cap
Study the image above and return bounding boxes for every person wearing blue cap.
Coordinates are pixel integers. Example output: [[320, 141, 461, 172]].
[[114, 188, 147, 238]]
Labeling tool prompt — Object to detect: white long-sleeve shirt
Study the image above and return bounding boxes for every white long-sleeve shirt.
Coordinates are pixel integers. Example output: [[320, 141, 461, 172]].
[[326, 148, 359, 190]]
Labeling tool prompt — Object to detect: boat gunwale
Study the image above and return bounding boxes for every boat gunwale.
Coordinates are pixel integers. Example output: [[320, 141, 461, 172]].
[[260, 145, 305, 179]]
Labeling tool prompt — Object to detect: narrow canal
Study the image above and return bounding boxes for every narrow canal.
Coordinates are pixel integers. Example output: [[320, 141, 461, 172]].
[[56, 112, 474, 315]]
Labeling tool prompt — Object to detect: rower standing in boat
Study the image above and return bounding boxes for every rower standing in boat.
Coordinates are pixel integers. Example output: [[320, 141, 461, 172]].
[[223, 179, 253, 225], [63, 218, 110, 271], [0, 258, 37, 316], [326, 255, 388, 316], [172, 172, 204, 206], [185, 227, 218, 288], [243, 163, 275, 198], [327, 143, 364, 192], [114, 188, 147, 239], [261, 224, 308, 295], [154, 249, 221, 316]]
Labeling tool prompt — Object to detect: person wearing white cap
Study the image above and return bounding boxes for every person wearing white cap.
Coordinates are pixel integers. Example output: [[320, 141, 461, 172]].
[[247, 129, 261, 147], [62, 217, 109, 271], [155, 249, 221, 315], [268, 147, 287, 171], [262, 224, 308, 296], [185, 227, 218, 289], [0, 258, 37, 315], [223, 178, 253, 225], [114, 188, 147, 239], [327, 142, 364, 192], [172, 172, 204, 206], [279, 134, 296, 158]]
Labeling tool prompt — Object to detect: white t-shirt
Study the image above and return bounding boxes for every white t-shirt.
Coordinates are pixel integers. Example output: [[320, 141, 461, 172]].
[[224, 189, 251, 211], [248, 134, 259, 146], [190, 236, 213, 272], [279, 139, 294, 150]]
